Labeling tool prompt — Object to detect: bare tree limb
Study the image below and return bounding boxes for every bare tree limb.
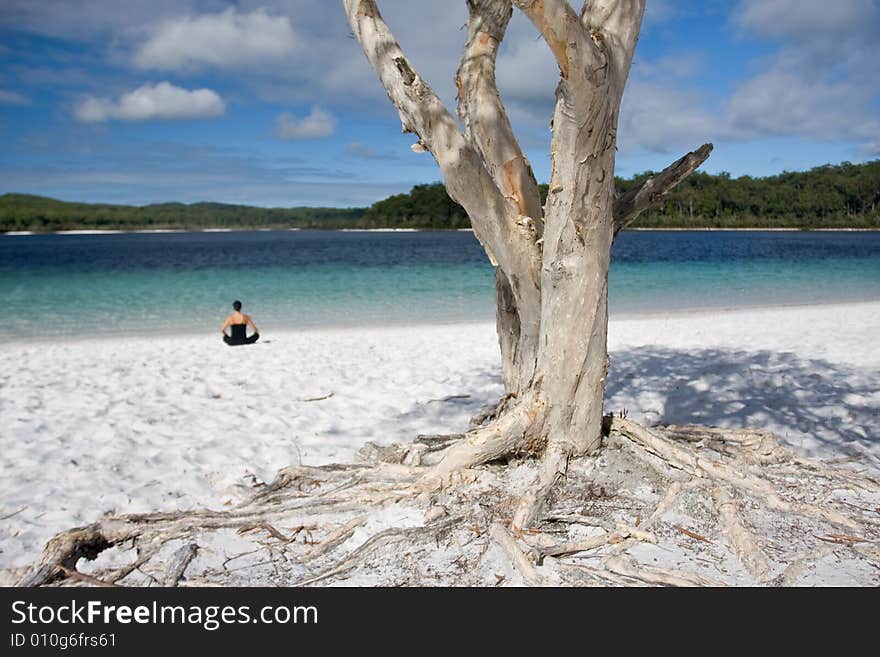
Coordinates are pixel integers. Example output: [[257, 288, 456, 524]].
[[581, 0, 646, 87], [343, 0, 517, 271], [458, 0, 543, 232], [513, 0, 594, 77], [457, 0, 545, 391], [613, 143, 714, 236]]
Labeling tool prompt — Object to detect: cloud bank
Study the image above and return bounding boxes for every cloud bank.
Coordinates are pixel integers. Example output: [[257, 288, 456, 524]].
[[134, 8, 297, 71], [616, 0, 880, 156], [74, 82, 225, 122]]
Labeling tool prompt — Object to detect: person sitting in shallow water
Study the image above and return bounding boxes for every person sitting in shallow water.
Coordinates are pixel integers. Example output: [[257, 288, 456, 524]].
[[221, 300, 260, 346]]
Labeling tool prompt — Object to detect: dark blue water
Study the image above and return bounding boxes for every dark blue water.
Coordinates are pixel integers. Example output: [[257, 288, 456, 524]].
[[1, 230, 879, 337]]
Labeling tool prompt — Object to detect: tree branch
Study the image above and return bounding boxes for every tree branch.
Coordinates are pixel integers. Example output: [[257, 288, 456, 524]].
[[513, 0, 593, 78], [458, 0, 543, 233], [612, 143, 713, 235], [342, 0, 516, 269], [581, 0, 646, 88]]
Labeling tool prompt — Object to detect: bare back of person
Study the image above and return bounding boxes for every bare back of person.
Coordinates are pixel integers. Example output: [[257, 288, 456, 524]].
[[221, 302, 260, 346]]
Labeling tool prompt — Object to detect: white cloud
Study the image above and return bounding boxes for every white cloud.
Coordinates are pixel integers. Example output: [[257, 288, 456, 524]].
[[727, 61, 877, 141], [7, 1, 879, 163], [614, 0, 880, 156], [727, 0, 880, 151], [276, 107, 336, 140], [614, 50, 732, 155], [134, 8, 297, 71], [74, 82, 225, 123], [0, 89, 29, 105]]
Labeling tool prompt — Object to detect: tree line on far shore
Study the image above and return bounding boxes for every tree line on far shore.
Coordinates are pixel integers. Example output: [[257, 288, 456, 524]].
[[2, 159, 878, 233]]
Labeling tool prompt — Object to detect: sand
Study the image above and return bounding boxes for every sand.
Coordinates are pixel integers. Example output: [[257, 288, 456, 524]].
[[1, 301, 878, 573]]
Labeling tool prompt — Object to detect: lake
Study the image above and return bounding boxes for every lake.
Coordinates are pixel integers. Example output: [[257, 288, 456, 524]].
[[1, 230, 879, 338]]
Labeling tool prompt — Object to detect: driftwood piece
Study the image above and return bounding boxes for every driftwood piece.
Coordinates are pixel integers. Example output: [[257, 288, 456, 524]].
[[164, 543, 199, 587], [613, 144, 714, 235], [300, 515, 368, 562]]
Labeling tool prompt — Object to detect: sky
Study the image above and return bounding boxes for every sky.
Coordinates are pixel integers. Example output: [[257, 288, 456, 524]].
[[0, 0, 878, 208]]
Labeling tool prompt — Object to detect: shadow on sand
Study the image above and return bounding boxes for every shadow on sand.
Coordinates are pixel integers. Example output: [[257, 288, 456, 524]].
[[605, 346, 878, 462], [394, 346, 878, 465]]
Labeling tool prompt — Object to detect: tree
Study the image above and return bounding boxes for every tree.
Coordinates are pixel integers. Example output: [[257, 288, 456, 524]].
[[343, 0, 712, 528], [20, 1, 878, 588]]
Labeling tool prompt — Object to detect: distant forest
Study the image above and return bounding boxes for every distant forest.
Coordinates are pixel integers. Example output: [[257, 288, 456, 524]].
[[2, 160, 878, 232]]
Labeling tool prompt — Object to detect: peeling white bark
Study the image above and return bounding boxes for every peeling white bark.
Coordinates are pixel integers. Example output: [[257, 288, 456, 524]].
[[344, 0, 712, 516], [457, 0, 544, 392]]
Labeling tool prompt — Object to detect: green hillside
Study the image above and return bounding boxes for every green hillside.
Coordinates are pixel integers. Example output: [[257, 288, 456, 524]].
[[0, 194, 364, 232], [2, 159, 878, 232]]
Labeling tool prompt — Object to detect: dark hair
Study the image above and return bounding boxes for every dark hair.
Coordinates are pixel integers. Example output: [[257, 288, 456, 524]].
[[232, 300, 242, 311]]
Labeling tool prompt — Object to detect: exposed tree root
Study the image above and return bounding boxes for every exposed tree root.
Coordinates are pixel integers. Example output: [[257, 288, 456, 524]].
[[603, 555, 726, 587], [469, 393, 518, 429], [712, 486, 771, 583], [489, 521, 558, 586], [17, 415, 880, 587], [292, 518, 459, 587], [512, 442, 569, 531], [537, 523, 654, 560], [418, 401, 543, 490]]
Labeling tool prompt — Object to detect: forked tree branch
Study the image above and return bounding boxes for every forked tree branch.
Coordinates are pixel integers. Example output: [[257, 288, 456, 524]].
[[342, 0, 517, 269], [612, 142, 714, 235], [458, 0, 543, 234], [513, 0, 595, 78]]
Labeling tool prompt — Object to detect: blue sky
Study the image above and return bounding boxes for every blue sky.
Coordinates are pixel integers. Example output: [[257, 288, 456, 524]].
[[1, 0, 878, 207]]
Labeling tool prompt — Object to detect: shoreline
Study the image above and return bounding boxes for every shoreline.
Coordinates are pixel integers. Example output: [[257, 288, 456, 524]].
[[5, 298, 880, 346], [3, 226, 879, 236]]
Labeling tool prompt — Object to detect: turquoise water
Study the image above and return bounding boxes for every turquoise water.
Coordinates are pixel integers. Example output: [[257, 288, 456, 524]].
[[1, 230, 879, 338], [611, 256, 880, 313]]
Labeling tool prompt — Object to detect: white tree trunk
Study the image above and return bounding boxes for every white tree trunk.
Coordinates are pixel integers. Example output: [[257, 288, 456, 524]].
[[343, 0, 712, 525]]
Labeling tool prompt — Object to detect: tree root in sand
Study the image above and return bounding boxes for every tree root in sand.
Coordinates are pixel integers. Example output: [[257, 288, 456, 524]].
[[17, 416, 880, 587]]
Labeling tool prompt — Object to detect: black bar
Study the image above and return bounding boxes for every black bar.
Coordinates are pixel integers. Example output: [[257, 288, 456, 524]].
[[0, 586, 869, 652]]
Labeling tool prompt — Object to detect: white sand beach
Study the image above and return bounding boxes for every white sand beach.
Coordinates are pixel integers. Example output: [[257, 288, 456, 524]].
[[1, 302, 879, 574]]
